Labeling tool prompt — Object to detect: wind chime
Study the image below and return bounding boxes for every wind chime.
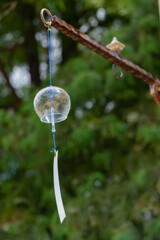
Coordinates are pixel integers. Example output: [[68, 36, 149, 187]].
[[33, 8, 160, 223], [34, 22, 70, 223]]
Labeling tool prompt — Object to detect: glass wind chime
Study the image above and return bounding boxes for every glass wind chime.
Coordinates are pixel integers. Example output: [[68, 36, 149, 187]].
[[33, 24, 71, 223]]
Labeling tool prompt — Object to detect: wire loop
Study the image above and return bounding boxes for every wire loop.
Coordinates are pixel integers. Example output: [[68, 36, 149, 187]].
[[40, 8, 52, 28], [112, 63, 124, 79]]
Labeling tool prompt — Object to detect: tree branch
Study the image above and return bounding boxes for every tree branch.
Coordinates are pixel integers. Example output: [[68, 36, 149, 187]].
[[0, 60, 20, 108], [50, 15, 160, 87], [41, 12, 160, 105]]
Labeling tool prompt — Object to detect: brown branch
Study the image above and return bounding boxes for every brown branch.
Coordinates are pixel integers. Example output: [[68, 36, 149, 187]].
[[51, 16, 160, 88], [40, 9, 160, 105], [41, 13, 160, 105], [0, 60, 20, 108]]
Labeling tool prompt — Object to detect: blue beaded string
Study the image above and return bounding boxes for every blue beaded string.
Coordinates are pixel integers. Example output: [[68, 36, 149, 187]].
[[47, 29, 56, 154]]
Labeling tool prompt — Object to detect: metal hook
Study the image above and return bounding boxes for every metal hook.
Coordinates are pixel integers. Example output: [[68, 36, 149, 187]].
[[106, 38, 125, 79], [40, 8, 53, 28], [112, 63, 124, 79]]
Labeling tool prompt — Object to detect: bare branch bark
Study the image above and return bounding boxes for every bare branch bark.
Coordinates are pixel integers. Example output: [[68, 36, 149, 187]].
[[41, 13, 160, 105], [50, 15, 160, 88]]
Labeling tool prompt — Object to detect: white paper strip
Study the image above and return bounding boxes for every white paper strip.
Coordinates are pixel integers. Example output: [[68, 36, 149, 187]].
[[53, 151, 66, 223]]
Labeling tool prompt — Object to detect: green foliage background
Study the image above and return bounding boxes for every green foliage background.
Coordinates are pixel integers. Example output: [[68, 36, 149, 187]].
[[0, 0, 160, 239]]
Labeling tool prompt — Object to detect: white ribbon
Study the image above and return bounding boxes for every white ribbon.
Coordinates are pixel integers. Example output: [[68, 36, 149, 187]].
[[53, 151, 66, 223]]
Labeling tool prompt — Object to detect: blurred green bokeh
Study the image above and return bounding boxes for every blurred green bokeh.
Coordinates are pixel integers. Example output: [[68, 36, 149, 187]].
[[0, 0, 160, 239]]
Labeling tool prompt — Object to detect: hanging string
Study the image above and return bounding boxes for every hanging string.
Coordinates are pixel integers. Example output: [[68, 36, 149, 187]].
[[48, 30, 52, 86], [47, 24, 66, 223], [47, 27, 56, 154]]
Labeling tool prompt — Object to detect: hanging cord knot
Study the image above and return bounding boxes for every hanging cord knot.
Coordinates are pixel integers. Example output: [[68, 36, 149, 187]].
[[45, 21, 51, 31], [51, 148, 56, 155]]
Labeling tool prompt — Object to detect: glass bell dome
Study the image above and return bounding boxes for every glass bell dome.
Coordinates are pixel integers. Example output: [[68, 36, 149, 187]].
[[34, 86, 71, 123]]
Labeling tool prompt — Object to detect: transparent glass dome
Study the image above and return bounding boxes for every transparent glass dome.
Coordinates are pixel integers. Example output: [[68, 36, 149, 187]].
[[34, 86, 71, 123]]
